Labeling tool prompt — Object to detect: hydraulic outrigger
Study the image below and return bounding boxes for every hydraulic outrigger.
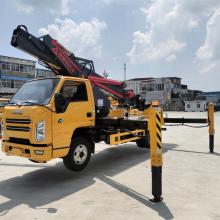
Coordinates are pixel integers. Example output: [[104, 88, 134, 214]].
[[164, 103, 215, 153]]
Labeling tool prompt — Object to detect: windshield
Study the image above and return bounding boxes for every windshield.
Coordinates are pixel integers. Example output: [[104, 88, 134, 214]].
[[10, 78, 59, 105]]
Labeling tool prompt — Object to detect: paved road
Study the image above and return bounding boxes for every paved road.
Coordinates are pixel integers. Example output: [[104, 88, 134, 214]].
[[0, 112, 220, 220]]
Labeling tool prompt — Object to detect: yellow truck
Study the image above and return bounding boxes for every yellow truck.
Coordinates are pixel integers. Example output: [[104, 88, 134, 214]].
[[2, 25, 154, 173]]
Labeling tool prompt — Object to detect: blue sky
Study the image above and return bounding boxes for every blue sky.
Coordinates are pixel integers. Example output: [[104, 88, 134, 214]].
[[1, 0, 220, 91]]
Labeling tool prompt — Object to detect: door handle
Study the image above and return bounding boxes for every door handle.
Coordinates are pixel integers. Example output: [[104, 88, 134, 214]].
[[58, 118, 64, 123], [87, 112, 92, 117]]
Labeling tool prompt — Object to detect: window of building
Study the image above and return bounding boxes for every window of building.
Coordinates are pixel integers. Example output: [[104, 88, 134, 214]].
[[187, 104, 191, 108], [11, 80, 14, 88], [1, 79, 12, 88], [11, 63, 20, 72], [197, 103, 200, 108], [141, 84, 146, 91], [1, 62, 11, 71], [148, 83, 154, 92], [60, 81, 88, 102], [20, 65, 34, 73], [20, 65, 25, 72], [156, 84, 160, 91], [158, 84, 164, 91], [38, 70, 51, 78]]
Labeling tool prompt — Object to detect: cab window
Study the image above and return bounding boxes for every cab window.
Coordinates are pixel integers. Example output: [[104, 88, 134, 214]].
[[61, 81, 88, 102]]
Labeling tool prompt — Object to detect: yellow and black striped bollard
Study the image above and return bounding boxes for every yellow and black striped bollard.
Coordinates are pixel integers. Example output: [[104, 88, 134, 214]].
[[148, 108, 163, 202]]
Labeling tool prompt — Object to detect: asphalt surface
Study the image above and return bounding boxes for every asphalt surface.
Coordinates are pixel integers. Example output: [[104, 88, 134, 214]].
[[0, 112, 220, 220]]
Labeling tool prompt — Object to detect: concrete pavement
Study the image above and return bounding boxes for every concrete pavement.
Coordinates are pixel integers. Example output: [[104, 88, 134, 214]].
[[0, 112, 220, 220]]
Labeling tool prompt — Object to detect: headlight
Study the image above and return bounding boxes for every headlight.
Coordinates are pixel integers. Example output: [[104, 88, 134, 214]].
[[35, 121, 45, 141], [1, 121, 4, 138]]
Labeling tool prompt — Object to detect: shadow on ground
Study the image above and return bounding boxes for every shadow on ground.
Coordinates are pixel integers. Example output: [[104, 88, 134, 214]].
[[167, 148, 220, 156], [0, 143, 177, 219]]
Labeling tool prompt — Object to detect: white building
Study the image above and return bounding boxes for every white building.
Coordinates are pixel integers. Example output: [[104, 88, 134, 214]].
[[126, 77, 173, 104], [126, 77, 202, 111], [0, 55, 53, 97], [0, 55, 36, 95], [185, 100, 207, 112], [126, 77, 184, 109]]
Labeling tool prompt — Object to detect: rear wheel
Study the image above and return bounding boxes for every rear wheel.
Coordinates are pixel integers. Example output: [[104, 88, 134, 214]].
[[63, 137, 92, 171], [136, 136, 150, 148]]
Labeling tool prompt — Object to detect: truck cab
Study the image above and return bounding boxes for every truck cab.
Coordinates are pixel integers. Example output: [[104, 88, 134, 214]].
[[2, 76, 96, 170]]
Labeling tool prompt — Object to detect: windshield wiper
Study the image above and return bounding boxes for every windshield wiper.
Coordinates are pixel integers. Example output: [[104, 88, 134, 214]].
[[8, 101, 21, 106], [8, 101, 39, 106], [7, 101, 55, 112], [20, 101, 44, 106], [19, 101, 56, 112]]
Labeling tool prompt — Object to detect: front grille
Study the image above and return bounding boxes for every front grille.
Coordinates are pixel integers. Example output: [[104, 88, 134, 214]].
[[9, 137, 31, 145], [6, 118, 31, 132], [6, 118, 31, 124], [6, 126, 30, 132]]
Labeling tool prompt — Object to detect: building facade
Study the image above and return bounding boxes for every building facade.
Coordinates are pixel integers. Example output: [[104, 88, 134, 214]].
[[0, 55, 53, 97], [197, 92, 220, 105], [126, 77, 200, 110], [185, 100, 207, 112], [0, 55, 36, 96], [36, 68, 54, 78], [127, 77, 172, 106]]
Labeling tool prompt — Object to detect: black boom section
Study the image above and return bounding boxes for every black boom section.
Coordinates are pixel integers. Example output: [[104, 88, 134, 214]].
[[11, 25, 142, 115], [11, 25, 82, 76], [10, 25, 109, 79], [11, 26, 62, 71]]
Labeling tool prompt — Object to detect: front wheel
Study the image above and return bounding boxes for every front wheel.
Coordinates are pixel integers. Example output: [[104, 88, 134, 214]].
[[63, 137, 92, 171]]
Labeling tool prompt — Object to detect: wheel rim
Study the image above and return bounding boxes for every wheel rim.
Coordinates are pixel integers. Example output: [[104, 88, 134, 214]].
[[73, 144, 88, 165]]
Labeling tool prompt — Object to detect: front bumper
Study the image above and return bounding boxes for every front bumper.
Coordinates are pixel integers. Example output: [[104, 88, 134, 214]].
[[2, 141, 52, 162]]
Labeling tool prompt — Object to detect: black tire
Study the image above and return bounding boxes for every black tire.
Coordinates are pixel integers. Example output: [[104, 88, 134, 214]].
[[136, 136, 150, 148], [29, 159, 42, 163], [63, 137, 92, 171]]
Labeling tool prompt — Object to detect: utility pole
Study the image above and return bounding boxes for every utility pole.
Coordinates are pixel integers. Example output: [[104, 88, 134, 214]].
[[123, 62, 126, 82], [103, 69, 109, 78]]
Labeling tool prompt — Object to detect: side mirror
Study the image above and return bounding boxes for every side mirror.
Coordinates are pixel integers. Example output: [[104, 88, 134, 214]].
[[54, 93, 65, 113]]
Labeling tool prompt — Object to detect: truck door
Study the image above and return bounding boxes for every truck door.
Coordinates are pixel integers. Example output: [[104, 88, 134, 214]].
[[52, 80, 94, 149]]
